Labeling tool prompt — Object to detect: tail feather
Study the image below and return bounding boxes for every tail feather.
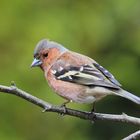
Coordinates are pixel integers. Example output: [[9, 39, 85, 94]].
[[115, 90, 140, 105]]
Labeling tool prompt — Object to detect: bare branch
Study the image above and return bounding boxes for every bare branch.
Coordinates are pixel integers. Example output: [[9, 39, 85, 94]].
[[0, 84, 140, 139], [123, 130, 140, 140], [0, 84, 140, 125]]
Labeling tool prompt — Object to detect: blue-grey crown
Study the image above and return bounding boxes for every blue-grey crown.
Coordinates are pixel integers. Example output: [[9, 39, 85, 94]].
[[34, 39, 68, 57]]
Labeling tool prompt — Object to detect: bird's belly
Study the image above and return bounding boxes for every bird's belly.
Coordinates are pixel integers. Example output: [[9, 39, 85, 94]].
[[47, 78, 108, 104], [54, 86, 96, 104]]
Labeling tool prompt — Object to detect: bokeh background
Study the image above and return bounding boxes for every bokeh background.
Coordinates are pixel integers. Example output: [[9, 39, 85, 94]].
[[0, 0, 140, 140]]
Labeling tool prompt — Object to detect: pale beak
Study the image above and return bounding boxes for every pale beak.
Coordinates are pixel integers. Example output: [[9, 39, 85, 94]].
[[31, 58, 42, 67]]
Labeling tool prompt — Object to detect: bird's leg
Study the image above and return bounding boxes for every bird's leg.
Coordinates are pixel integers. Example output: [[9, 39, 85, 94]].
[[61, 100, 70, 107], [60, 100, 71, 114], [58, 100, 69, 117], [91, 102, 96, 113], [89, 102, 96, 123]]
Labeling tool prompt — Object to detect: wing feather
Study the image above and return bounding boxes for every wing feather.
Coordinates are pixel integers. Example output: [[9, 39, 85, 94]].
[[53, 63, 121, 90]]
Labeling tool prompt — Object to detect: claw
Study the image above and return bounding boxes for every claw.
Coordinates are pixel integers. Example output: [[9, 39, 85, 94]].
[[59, 104, 67, 116], [61, 105, 67, 114], [89, 112, 96, 124], [59, 100, 71, 116], [58, 106, 67, 118]]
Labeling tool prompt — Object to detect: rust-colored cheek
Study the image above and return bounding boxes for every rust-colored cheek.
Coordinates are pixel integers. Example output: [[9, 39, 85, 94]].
[[41, 48, 61, 71]]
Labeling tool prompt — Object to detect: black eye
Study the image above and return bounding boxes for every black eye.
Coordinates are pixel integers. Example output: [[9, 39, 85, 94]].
[[43, 53, 48, 58]]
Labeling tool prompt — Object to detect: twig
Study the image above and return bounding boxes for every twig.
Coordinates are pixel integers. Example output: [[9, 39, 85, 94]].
[[123, 130, 140, 140], [0, 84, 140, 139]]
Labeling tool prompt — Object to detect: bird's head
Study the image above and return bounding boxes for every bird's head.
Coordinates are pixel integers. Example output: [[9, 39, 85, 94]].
[[31, 39, 68, 70]]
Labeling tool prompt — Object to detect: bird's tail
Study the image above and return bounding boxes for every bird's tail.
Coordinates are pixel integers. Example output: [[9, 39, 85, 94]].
[[115, 89, 140, 105]]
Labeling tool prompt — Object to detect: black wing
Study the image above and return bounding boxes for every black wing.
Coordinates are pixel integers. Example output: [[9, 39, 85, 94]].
[[93, 63, 122, 87], [53, 63, 121, 90]]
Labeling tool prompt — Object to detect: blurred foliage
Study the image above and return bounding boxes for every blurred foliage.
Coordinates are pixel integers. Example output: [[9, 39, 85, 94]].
[[0, 0, 140, 140]]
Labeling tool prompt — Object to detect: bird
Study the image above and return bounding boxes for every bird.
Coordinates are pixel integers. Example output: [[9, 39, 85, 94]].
[[31, 39, 140, 110]]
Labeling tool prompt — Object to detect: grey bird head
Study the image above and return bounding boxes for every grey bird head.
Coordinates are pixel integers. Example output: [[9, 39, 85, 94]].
[[31, 39, 68, 67]]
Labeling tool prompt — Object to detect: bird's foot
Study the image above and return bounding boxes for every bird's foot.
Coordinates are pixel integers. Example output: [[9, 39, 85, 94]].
[[60, 104, 67, 116], [89, 103, 96, 123], [59, 100, 70, 116], [89, 111, 96, 124]]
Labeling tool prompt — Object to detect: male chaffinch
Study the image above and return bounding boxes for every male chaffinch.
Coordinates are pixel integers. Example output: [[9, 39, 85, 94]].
[[31, 39, 140, 108]]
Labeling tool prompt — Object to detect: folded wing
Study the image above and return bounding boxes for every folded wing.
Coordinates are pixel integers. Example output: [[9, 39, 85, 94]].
[[53, 63, 121, 90]]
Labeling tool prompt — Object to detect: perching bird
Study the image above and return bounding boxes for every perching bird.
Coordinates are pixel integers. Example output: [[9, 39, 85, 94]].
[[31, 39, 140, 108]]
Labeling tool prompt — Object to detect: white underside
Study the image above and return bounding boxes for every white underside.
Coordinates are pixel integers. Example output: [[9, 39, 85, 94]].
[[72, 87, 113, 104]]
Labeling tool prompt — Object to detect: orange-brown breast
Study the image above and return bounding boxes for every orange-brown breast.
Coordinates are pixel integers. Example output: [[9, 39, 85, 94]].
[[44, 51, 97, 103]]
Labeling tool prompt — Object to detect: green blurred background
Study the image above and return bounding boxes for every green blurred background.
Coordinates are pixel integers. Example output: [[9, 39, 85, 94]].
[[0, 0, 140, 140]]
